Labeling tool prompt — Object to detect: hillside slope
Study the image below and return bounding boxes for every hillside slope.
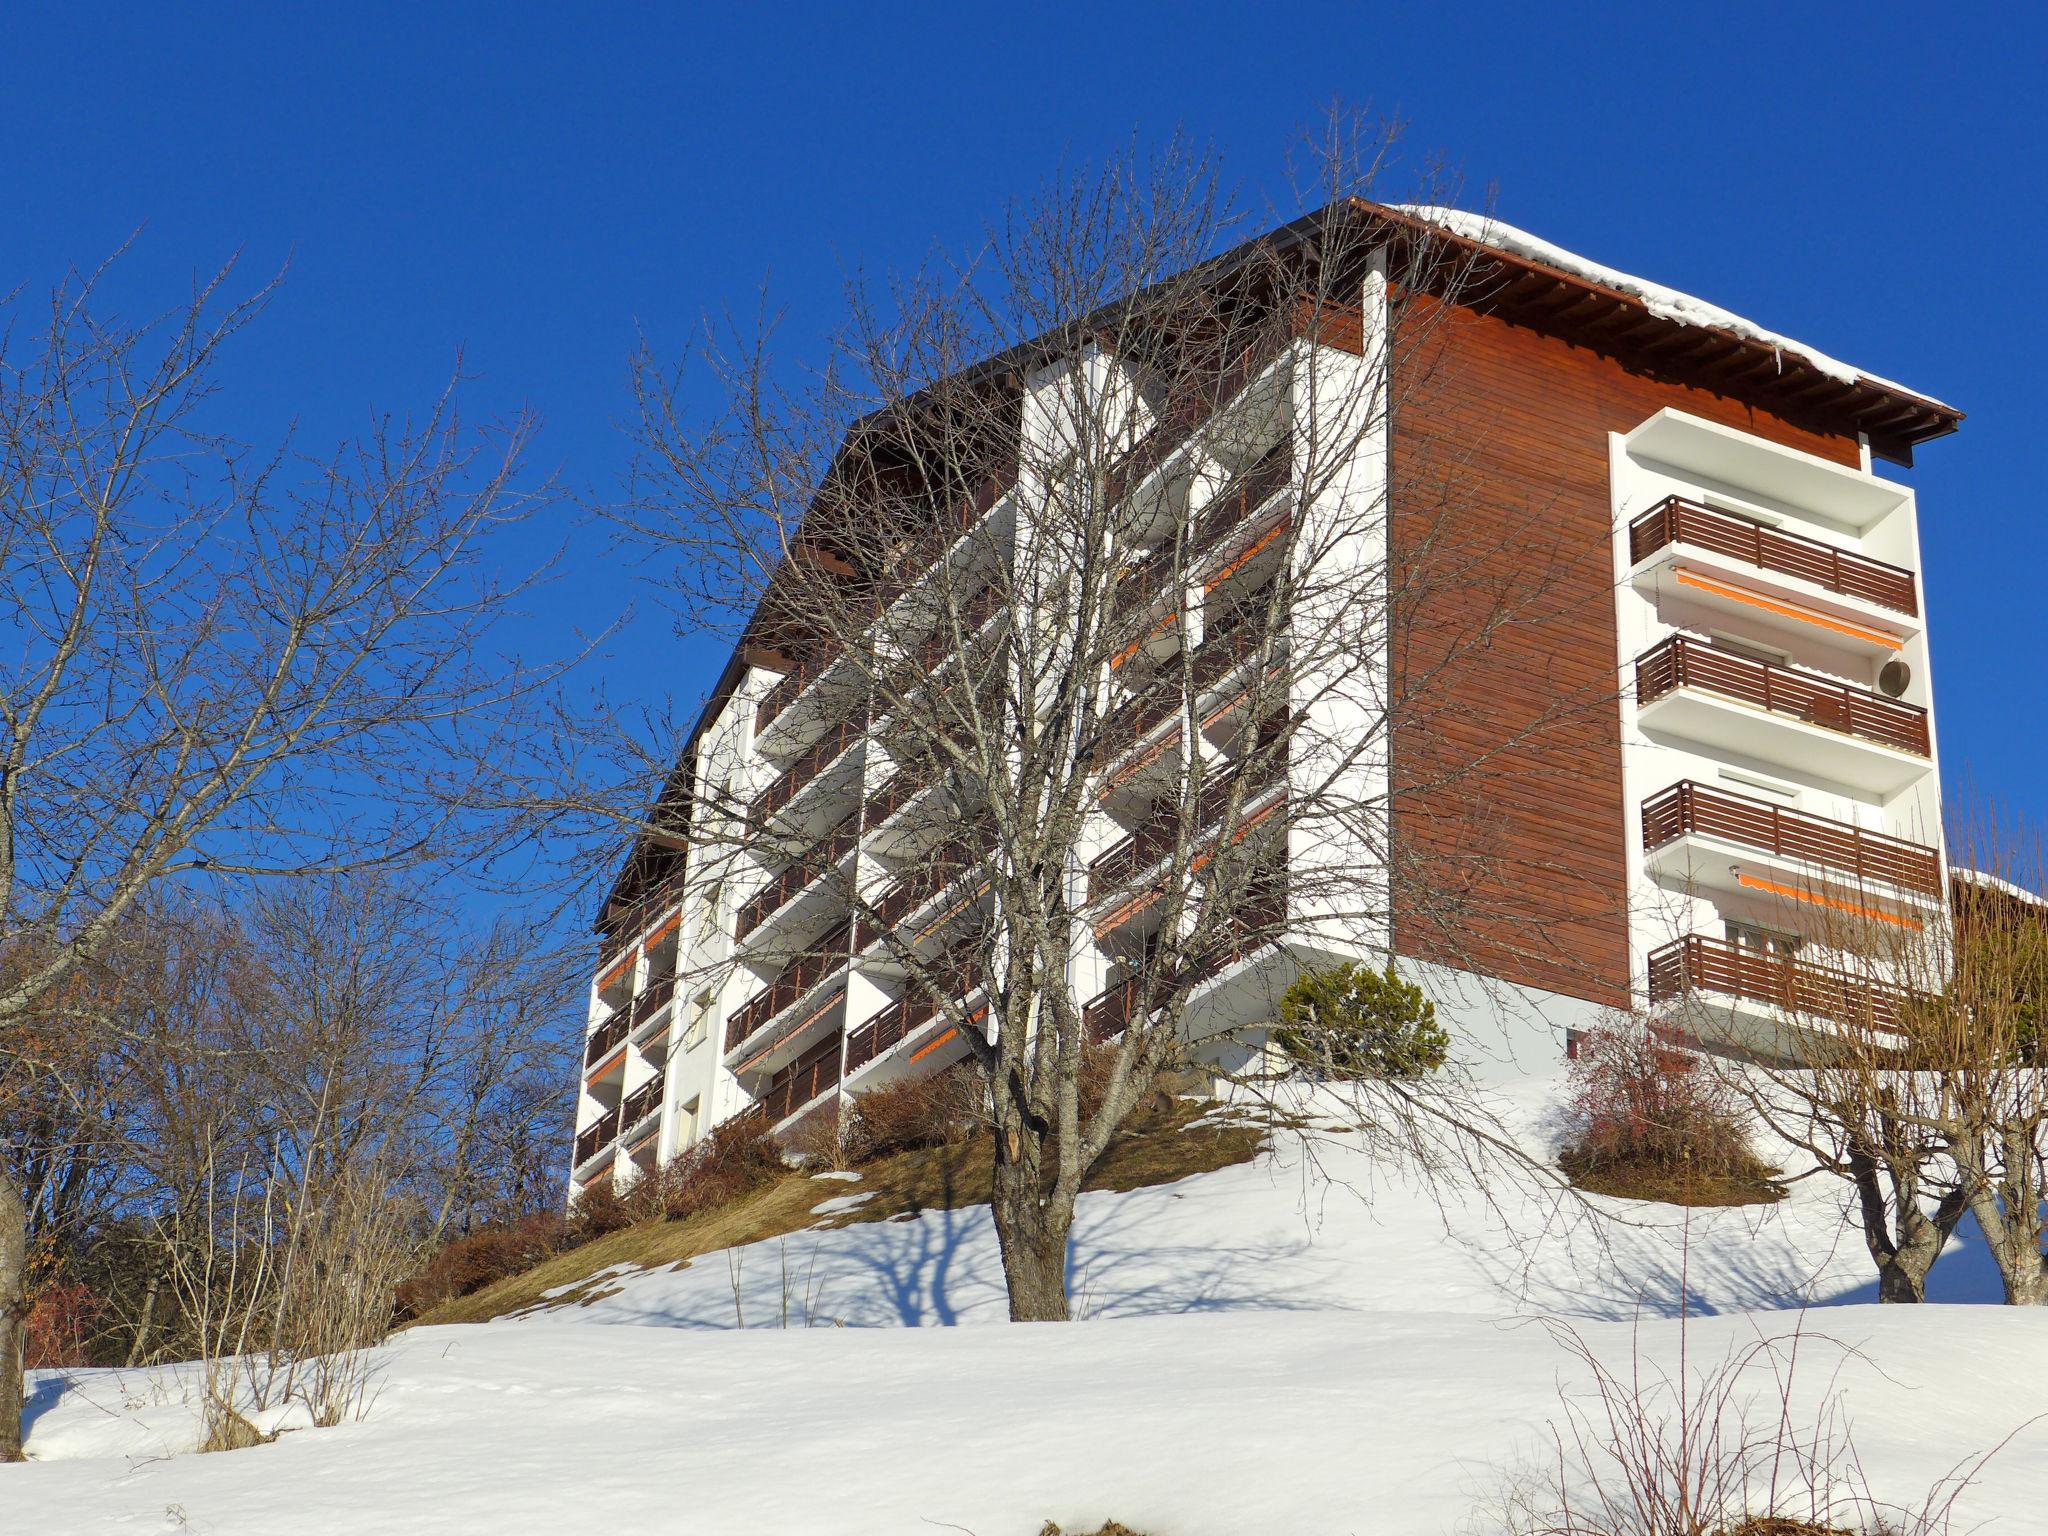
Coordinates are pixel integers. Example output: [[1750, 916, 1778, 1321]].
[[15, 1076, 2048, 1535]]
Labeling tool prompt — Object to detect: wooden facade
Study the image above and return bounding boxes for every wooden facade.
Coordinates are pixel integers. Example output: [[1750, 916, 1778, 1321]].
[[1386, 296, 1863, 1008]]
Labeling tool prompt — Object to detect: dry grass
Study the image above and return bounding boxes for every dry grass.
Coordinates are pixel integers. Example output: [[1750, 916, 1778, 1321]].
[[408, 1095, 1263, 1327], [1559, 1150, 1785, 1208]]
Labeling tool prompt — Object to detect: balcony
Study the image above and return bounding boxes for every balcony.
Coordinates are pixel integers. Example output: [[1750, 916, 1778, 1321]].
[[737, 814, 857, 942], [845, 964, 979, 1076], [756, 720, 861, 823], [1193, 441, 1292, 557], [1117, 443, 1293, 612], [573, 1109, 621, 1170], [1085, 871, 1288, 1037], [1633, 636, 1930, 794], [583, 1014, 629, 1070], [630, 974, 676, 1032], [726, 921, 852, 1054], [1628, 496, 1918, 622], [755, 647, 835, 738], [1089, 753, 1287, 902], [1642, 781, 1941, 911], [619, 1079, 663, 1141], [1647, 933, 1914, 1037], [758, 1031, 844, 1125]]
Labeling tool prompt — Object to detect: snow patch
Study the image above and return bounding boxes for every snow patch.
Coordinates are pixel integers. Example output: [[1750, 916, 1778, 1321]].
[[809, 1191, 879, 1217]]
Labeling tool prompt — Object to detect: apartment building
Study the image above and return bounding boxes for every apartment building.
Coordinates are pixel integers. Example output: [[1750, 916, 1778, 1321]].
[[568, 200, 1961, 1195]]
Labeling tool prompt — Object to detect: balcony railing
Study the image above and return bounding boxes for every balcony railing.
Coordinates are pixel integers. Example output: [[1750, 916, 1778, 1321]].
[[620, 1079, 663, 1137], [854, 869, 934, 952], [1084, 872, 1287, 1037], [1642, 781, 1941, 897], [1089, 753, 1286, 901], [1647, 933, 1914, 1034], [737, 814, 858, 941], [756, 720, 860, 821], [1192, 441, 1292, 556], [845, 964, 977, 1074], [726, 921, 852, 1051], [759, 1031, 844, 1124], [1629, 496, 1918, 617], [573, 1109, 621, 1168], [1635, 635, 1929, 757], [1115, 443, 1294, 612], [630, 974, 676, 1030], [583, 1014, 629, 1069], [755, 649, 834, 736]]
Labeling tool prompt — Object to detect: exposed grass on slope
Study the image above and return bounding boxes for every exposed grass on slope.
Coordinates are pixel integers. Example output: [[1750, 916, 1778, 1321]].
[[410, 1096, 1265, 1327], [1558, 1149, 1786, 1208]]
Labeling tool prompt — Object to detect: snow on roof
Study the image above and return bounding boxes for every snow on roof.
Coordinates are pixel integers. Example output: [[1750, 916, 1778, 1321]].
[[1394, 205, 1955, 415], [1951, 866, 2048, 907]]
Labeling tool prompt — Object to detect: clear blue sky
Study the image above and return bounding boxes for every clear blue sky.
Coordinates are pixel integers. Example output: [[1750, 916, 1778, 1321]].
[[4, 4, 2041, 826]]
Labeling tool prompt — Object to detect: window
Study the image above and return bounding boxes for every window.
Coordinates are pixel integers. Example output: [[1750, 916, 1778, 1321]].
[[1717, 766, 1800, 806], [675, 1097, 700, 1147], [1706, 630, 1792, 668], [684, 989, 714, 1049], [1727, 919, 1800, 958]]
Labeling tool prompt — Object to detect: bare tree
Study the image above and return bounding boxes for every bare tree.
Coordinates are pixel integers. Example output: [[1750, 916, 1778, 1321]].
[[613, 121, 1599, 1320], [0, 251, 544, 1457], [1737, 802, 2048, 1305]]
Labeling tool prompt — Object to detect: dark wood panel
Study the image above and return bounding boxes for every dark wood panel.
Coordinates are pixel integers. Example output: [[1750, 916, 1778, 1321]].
[[1388, 297, 1862, 1008]]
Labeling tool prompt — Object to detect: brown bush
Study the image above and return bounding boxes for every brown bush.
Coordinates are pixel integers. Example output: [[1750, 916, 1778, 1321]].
[[651, 1113, 790, 1221], [1559, 1018, 1780, 1205], [844, 1062, 986, 1163], [393, 1211, 572, 1319]]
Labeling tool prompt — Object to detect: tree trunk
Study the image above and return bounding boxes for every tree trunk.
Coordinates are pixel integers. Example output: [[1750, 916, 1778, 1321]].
[[1874, 1257, 1929, 1303], [1963, 1180, 2048, 1305], [125, 1266, 163, 1368], [1, 1168, 28, 1462], [989, 1149, 1073, 1322]]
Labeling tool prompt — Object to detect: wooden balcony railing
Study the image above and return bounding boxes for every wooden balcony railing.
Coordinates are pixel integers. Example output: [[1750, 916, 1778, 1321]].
[[1114, 443, 1294, 614], [854, 869, 935, 952], [1642, 781, 1941, 897], [630, 974, 676, 1029], [1088, 753, 1286, 901], [573, 1109, 621, 1168], [620, 1079, 663, 1135], [1192, 441, 1293, 555], [737, 814, 858, 941], [755, 649, 834, 736], [756, 720, 860, 821], [758, 1030, 844, 1125], [583, 1014, 629, 1069], [1084, 871, 1286, 1038], [726, 921, 852, 1051], [1635, 635, 1929, 757], [845, 964, 977, 1074], [1647, 933, 1914, 1034], [1629, 496, 1918, 617], [1192, 606, 1270, 691]]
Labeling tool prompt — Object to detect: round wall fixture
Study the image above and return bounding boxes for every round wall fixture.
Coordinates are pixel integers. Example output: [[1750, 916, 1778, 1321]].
[[1878, 658, 1912, 698]]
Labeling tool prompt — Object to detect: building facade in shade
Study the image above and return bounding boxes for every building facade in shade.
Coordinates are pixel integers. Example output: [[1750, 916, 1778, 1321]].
[[567, 200, 1962, 1196]]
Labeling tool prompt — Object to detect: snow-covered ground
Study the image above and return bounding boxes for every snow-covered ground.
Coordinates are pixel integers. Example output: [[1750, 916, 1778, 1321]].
[[15, 1076, 2048, 1534]]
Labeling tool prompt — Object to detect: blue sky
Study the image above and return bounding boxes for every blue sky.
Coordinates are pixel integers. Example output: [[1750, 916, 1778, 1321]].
[[3, 3, 2041, 827]]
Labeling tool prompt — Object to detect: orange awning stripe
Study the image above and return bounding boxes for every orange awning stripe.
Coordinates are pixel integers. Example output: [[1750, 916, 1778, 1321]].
[[1734, 871, 1923, 929], [1672, 568, 1905, 650], [909, 1027, 959, 1064]]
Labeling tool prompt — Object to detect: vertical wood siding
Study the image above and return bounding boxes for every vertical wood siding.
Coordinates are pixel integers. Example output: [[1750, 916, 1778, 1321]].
[[1386, 297, 1860, 1008]]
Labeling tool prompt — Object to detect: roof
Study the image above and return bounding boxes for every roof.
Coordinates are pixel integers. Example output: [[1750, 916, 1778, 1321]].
[[1364, 201, 1960, 466]]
